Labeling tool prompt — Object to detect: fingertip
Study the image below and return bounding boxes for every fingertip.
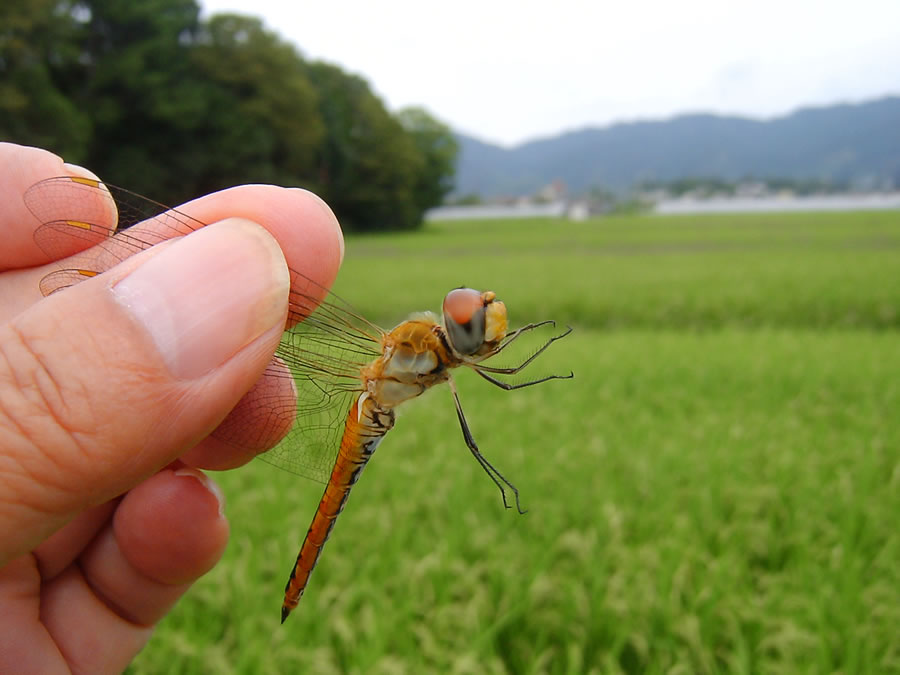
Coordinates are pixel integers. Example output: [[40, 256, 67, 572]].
[[114, 469, 229, 585], [173, 467, 226, 518], [292, 187, 345, 264], [62, 162, 103, 183], [181, 184, 344, 292], [0, 143, 96, 270], [38, 468, 229, 668]]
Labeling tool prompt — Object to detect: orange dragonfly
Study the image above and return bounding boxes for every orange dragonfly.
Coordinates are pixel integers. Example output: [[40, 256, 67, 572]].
[[25, 176, 573, 622]]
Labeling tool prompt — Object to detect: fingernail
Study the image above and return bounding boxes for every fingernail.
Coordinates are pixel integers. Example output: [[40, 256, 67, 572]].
[[63, 162, 103, 182], [174, 467, 226, 517], [112, 218, 289, 378]]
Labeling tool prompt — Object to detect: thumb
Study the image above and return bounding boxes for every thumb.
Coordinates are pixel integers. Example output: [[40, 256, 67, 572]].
[[0, 218, 289, 563]]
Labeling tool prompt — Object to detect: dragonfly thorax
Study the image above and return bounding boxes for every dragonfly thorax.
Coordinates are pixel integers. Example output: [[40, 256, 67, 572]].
[[361, 317, 450, 409]]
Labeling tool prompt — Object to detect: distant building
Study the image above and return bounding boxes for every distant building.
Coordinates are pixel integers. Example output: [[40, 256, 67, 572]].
[[534, 179, 568, 203], [654, 192, 900, 214], [425, 202, 568, 221], [566, 201, 589, 221], [429, 178, 585, 221]]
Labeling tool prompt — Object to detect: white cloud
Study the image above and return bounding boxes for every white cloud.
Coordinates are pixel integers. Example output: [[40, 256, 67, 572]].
[[200, 0, 900, 145]]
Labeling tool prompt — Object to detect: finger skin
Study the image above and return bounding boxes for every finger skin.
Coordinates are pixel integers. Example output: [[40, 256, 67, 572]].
[[181, 354, 297, 471], [5, 186, 343, 326], [33, 502, 117, 580], [0, 141, 344, 278], [1, 143, 344, 326], [175, 183, 344, 292], [0, 221, 286, 564], [41, 567, 154, 675], [0, 143, 345, 671], [0, 555, 67, 674], [0, 142, 101, 271], [0, 143, 104, 318], [78, 467, 228, 623], [0, 468, 228, 674], [2, 144, 344, 474], [1, 178, 344, 563]]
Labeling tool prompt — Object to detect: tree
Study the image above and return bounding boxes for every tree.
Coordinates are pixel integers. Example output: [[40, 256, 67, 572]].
[[0, 0, 91, 159], [45, 3, 324, 204], [62, 0, 208, 199], [2, 2, 459, 231], [308, 62, 423, 231], [187, 14, 323, 197], [396, 106, 459, 213]]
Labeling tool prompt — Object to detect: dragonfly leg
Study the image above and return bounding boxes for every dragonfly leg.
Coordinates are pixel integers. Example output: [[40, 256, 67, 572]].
[[477, 325, 574, 375], [448, 375, 526, 514], [475, 368, 573, 390], [491, 319, 558, 355]]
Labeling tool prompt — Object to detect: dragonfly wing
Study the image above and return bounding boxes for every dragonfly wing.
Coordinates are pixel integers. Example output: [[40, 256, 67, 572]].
[[213, 353, 360, 483], [28, 177, 200, 293], [25, 176, 384, 485]]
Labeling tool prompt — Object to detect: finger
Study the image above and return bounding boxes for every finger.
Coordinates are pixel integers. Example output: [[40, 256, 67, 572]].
[[0, 142, 105, 271], [177, 184, 345, 291], [6, 180, 343, 329], [18, 180, 344, 303], [0, 218, 288, 564], [39, 567, 153, 674], [7, 177, 344, 483], [180, 355, 296, 471], [33, 501, 117, 580], [40, 469, 226, 672], [78, 468, 227, 622], [0, 468, 225, 673], [53, 183, 344, 470], [0, 555, 65, 672]]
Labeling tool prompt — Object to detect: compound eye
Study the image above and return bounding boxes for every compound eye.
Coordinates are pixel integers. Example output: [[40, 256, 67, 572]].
[[443, 288, 483, 324], [442, 288, 486, 355]]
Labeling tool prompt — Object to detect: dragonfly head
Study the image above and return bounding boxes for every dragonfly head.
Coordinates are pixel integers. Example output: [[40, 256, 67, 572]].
[[442, 288, 508, 357]]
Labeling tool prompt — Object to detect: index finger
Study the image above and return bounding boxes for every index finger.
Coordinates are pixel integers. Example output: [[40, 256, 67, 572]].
[[0, 143, 105, 272], [10, 171, 344, 319]]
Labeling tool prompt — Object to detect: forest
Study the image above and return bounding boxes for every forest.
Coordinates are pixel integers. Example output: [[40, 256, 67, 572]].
[[1, 0, 458, 231]]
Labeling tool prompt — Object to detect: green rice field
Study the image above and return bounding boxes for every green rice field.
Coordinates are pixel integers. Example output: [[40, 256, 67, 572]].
[[130, 210, 899, 674]]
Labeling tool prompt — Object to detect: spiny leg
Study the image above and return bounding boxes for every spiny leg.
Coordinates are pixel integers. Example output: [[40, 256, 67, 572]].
[[474, 368, 573, 390], [491, 319, 558, 354], [448, 375, 526, 514], [477, 325, 573, 375]]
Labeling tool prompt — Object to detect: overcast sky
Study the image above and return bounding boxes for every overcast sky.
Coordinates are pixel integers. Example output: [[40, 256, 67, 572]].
[[200, 0, 900, 147]]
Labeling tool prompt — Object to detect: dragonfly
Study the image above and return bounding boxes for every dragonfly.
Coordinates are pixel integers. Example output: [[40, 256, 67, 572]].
[[24, 175, 573, 623]]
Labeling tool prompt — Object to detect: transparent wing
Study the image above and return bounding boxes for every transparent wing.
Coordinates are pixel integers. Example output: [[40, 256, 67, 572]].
[[25, 176, 384, 483]]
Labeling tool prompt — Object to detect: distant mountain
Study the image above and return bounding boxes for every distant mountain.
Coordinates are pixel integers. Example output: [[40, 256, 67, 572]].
[[453, 96, 900, 197]]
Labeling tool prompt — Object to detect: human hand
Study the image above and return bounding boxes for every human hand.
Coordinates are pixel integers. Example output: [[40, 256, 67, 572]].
[[0, 142, 343, 672]]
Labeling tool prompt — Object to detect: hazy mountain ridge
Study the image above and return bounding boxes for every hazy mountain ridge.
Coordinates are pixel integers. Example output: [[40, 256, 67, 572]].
[[453, 96, 900, 197]]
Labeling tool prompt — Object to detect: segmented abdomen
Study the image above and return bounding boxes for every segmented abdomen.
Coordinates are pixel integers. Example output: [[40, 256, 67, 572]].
[[280, 397, 386, 623]]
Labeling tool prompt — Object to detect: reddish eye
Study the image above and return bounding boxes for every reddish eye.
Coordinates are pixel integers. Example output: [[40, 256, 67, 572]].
[[442, 288, 483, 325]]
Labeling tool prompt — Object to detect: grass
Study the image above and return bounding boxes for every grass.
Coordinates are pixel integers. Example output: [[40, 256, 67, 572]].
[[334, 211, 900, 331], [130, 210, 899, 674]]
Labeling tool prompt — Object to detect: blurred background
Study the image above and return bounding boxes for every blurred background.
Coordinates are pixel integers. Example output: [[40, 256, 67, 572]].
[[3, 1, 898, 673]]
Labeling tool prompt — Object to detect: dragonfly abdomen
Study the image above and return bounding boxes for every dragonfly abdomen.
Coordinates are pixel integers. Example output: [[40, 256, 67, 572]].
[[281, 395, 392, 623]]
